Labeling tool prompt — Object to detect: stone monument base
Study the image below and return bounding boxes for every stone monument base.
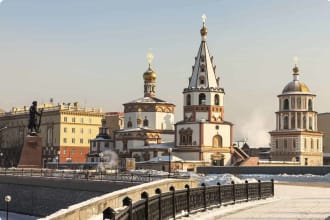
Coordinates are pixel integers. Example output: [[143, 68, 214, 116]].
[[18, 135, 43, 168]]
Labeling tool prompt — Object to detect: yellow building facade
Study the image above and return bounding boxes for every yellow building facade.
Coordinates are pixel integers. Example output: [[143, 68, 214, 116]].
[[0, 102, 103, 166]]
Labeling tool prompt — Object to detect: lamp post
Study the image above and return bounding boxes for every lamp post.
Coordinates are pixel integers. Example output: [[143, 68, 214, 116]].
[[5, 195, 11, 220], [168, 148, 172, 177]]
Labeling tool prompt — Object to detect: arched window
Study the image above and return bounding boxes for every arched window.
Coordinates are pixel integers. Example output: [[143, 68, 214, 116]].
[[212, 135, 222, 147], [127, 119, 132, 128], [179, 128, 193, 145], [291, 116, 295, 129], [186, 94, 191, 106], [199, 76, 205, 84], [214, 94, 219, 106], [283, 99, 289, 110], [308, 99, 313, 111], [199, 93, 206, 105], [309, 117, 313, 130], [283, 116, 289, 129], [143, 117, 149, 127]]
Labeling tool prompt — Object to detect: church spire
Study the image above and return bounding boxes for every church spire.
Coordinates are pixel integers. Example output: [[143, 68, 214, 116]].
[[143, 52, 157, 97], [188, 14, 219, 89], [293, 56, 300, 81]]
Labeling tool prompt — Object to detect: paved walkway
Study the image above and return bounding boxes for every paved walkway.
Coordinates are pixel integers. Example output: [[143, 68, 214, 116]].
[[181, 183, 330, 220]]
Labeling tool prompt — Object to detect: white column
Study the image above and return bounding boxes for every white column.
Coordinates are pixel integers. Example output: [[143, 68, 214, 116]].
[[289, 112, 292, 129], [295, 112, 298, 129]]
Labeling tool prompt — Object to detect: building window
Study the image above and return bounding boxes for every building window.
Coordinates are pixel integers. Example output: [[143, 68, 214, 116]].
[[308, 99, 313, 111], [80, 118, 84, 123], [143, 117, 149, 127], [72, 138, 75, 144], [199, 93, 206, 105], [64, 117, 67, 122], [303, 116, 307, 129], [275, 139, 278, 149], [72, 117, 76, 123], [127, 120, 132, 128], [80, 139, 83, 144], [89, 118, 92, 124], [212, 135, 222, 147], [88, 128, 92, 134], [283, 116, 289, 129], [71, 149, 75, 155], [291, 116, 295, 129], [304, 138, 307, 151], [309, 117, 313, 130], [179, 128, 193, 145], [297, 97, 301, 109], [214, 94, 219, 106], [199, 75, 205, 84], [80, 128, 83, 133], [186, 94, 191, 106], [283, 99, 289, 110], [284, 139, 287, 148], [63, 138, 67, 144], [72, 128, 75, 133], [64, 127, 67, 133]]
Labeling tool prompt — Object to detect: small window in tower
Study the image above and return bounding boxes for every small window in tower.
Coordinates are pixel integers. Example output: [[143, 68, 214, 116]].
[[215, 125, 219, 130], [283, 99, 289, 110], [186, 94, 191, 106], [127, 121, 132, 128], [308, 99, 313, 111], [214, 94, 220, 106], [199, 76, 205, 84], [199, 93, 206, 105], [283, 116, 289, 129], [309, 117, 313, 130], [143, 117, 149, 127]]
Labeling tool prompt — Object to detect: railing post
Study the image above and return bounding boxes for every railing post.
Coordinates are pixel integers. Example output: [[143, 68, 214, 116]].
[[170, 186, 176, 219], [141, 192, 149, 220], [271, 179, 274, 197], [258, 180, 262, 200], [201, 183, 207, 211], [245, 180, 249, 202], [217, 182, 222, 207], [185, 185, 190, 216], [231, 181, 236, 204], [155, 188, 162, 220], [123, 197, 133, 220]]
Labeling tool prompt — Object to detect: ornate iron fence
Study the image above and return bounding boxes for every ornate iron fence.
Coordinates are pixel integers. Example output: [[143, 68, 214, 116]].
[[0, 168, 188, 183], [103, 179, 274, 220]]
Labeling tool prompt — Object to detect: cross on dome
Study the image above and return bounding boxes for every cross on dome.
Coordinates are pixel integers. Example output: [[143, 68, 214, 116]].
[[202, 14, 207, 26], [146, 52, 154, 67]]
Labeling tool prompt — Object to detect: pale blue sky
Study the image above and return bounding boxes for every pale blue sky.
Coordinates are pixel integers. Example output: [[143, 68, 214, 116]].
[[0, 0, 330, 145]]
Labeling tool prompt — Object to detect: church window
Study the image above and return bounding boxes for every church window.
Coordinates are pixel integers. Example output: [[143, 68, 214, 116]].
[[213, 135, 222, 147], [283, 116, 289, 129], [199, 75, 205, 84], [284, 139, 287, 149], [72, 128, 75, 133], [186, 94, 191, 106], [275, 139, 278, 149], [303, 116, 307, 129], [308, 99, 313, 111], [143, 117, 149, 127], [179, 128, 193, 145], [72, 138, 75, 144], [214, 94, 219, 106], [309, 117, 313, 130], [297, 97, 301, 109], [293, 139, 296, 149], [123, 141, 128, 151], [297, 113, 301, 128], [127, 118, 132, 128], [199, 93, 206, 105], [283, 99, 289, 110], [311, 139, 314, 150], [291, 116, 295, 129], [200, 64, 205, 72], [291, 97, 295, 109]]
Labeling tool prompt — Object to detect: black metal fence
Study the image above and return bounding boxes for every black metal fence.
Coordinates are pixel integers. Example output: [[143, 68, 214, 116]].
[[103, 180, 274, 220], [0, 168, 188, 183]]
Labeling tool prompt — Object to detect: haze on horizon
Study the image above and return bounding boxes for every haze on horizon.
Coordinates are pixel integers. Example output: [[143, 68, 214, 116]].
[[0, 0, 329, 146]]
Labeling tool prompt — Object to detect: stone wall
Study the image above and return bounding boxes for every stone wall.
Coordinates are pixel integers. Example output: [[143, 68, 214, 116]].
[[0, 176, 137, 217], [42, 178, 198, 220]]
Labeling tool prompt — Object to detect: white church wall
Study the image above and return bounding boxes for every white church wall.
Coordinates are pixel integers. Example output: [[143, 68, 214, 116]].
[[128, 140, 145, 149], [203, 123, 231, 147], [161, 134, 175, 143], [155, 112, 175, 130], [174, 152, 199, 161], [196, 112, 208, 121]]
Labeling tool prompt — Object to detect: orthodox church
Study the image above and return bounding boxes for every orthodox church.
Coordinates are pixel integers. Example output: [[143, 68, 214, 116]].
[[173, 15, 247, 166], [269, 61, 323, 165], [114, 54, 175, 161]]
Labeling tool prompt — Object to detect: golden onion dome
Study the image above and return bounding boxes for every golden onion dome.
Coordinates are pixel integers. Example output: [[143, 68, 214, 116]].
[[143, 66, 157, 81], [282, 81, 310, 94], [200, 26, 208, 36]]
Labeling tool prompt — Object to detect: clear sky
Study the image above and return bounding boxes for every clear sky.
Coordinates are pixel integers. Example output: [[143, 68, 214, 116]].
[[0, 0, 330, 146]]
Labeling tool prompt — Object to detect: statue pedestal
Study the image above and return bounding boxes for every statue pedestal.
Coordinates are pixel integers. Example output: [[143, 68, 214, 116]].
[[18, 135, 43, 168]]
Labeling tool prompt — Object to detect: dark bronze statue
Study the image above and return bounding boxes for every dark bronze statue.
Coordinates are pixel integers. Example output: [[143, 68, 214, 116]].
[[28, 101, 43, 135]]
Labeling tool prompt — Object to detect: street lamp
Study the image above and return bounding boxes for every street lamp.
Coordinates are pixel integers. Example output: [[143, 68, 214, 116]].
[[5, 195, 11, 220], [168, 148, 172, 177]]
